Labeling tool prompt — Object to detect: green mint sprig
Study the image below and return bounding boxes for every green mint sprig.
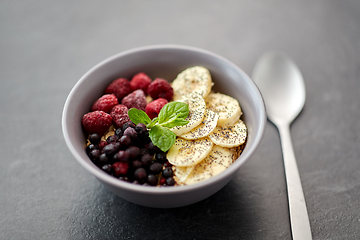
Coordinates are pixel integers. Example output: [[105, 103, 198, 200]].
[[128, 102, 189, 152]]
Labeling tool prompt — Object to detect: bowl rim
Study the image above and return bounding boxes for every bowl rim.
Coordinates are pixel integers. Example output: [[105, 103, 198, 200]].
[[62, 44, 266, 195]]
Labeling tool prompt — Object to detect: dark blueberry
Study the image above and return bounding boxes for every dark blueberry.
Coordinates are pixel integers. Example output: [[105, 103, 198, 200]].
[[101, 164, 113, 174], [115, 128, 123, 137], [134, 168, 147, 181], [146, 142, 160, 154], [102, 143, 118, 156], [141, 154, 153, 167], [124, 127, 137, 140], [106, 135, 118, 143], [165, 177, 175, 186], [126, 146, 140, 159], [132, 160, 143, 169], [147, 174, 158, 186], [155, 152, 167, 163], [162, 167, 173, 178], [135, 123, 147, 133], [86, 144, 97, 154], [122, 121, 136, 131], [89, 133, 101, 144], [120, 135, 132, 146], [149, 162, 162, 174], [119, 176, 129, 182], [99, 153, 109, 163], [89, 149, 101, 161], [114, 150, 130, 162]]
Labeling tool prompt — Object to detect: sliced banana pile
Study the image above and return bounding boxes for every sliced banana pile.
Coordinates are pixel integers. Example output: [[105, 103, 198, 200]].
[[167, 66, 248, 185]]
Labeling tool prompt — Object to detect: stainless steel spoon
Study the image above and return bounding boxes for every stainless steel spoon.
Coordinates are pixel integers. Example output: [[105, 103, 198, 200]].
[[252, 51, 312, 240]]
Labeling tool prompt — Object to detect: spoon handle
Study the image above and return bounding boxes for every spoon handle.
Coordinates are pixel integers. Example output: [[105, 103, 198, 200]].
[[277, 123, 312, 240]]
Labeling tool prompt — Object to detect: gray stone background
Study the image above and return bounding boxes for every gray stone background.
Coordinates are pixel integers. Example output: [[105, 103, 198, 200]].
[[1, 1, 359, 239]]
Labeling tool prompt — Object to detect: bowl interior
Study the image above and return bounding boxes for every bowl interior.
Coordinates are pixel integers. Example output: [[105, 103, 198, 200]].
[[62, 45, 266, 196]]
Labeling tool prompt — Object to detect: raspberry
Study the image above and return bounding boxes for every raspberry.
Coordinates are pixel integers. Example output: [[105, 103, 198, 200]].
[[145, 98, 168, 119], [110, 104, 130, 129], [105, 78, 132, 101], [112, 162, 129, 176], [147, 78, 173, 101], [130, 72, 152, 92], [121, 89, 147, 111], [91, 94, 118, 113], [82, 111, 112, 135]]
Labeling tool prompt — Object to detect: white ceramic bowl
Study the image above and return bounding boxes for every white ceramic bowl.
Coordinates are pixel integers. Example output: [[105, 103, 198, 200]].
[[62, 45, 266, 208]]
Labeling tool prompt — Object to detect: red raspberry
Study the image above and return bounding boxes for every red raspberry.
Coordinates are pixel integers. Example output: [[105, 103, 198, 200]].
[[91, 94, 118, 113], [110, 104, 130, 129], [145, 98, 168, 119], [121, 89, 147, 111], [105, 78, 132, 101], [81, 111, 112, 135], [147, 78, 173, 101], [112, 162, 129, 176], [130, 72, 152, 92]]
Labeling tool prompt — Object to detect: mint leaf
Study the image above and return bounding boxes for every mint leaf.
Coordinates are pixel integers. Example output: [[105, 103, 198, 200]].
[[146, 117, 158, 128], [149, 125, 176, 152], [158, 102, 189, 126], [159, 118, 189, 128], [128, 108, 151, 125]]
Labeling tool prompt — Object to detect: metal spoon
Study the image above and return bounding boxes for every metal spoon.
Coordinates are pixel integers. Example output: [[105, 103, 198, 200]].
[[252, 51, 312, 240]]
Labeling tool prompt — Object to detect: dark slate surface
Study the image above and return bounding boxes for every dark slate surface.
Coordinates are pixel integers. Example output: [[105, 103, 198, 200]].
[[1, 1, 359, 239]]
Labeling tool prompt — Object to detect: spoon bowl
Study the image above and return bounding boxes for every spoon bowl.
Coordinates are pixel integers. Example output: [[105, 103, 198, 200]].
[[252, 51, 305, 125]]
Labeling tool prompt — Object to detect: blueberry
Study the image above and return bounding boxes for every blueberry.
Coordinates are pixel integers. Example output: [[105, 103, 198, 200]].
[[106, 135, 118, 143], [89, 134, 101, 144], [162, 167, 173, 178], [146, 142, 160, 154], [147, 174, 158, 186], [120, 135, 132, 146], [101, 164, 113, 174], [141, 154, 153, 167], [102, 143, 118, 156], [114, 150, 130, 162], [149, 162, 162, 174], [115, 128, 123, 137], [132, 160, 143, 169], [99, 153, 108, 163], [86, 144, 97, 154], [134, 168, 147, 181], [165, 177, 175, 186], [122, 121, 136, 131], [155, 152, 167, 163], [89, 149, 101, 161], [126, 146, 140, 159], [135, 123, 147, 133], [124, 127, 137, 140]]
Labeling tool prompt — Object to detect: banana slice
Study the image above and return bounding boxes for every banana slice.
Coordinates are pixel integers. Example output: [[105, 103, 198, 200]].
[[185, 145, 237, 185], [171, 92, 206, 136], [167, 137, 213, 167], [172, 66, 213, 100], [205, 92, 242, 127], [179, 109, 219, 140], [174, 165, 195, 184], [208, 119, 247, 148]]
